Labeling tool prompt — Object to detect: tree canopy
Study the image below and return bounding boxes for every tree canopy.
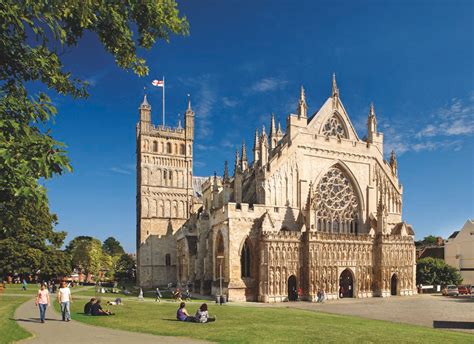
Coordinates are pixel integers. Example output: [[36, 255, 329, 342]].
[[103, 237, 125, 256], [416, 257, 462, 286], [0, 1, 189, 276]]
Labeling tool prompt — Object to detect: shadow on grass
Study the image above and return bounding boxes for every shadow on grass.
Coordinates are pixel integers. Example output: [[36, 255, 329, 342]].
[[433, 321, 474, 330], [12, 317, 63, 323]]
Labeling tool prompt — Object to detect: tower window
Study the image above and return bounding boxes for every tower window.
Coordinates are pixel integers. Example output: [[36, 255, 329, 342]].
[[180, 144, 186, 155], [165, 254, 171, 266], [167, 142, 172, 154], [240, 240, 251, 278], [153, 141, 158, 152], [164, 170, 167, 180]]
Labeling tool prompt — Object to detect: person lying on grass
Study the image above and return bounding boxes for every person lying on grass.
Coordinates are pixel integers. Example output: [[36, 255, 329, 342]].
[[91, 299, 114, 316], [107, 297, 123, 306]]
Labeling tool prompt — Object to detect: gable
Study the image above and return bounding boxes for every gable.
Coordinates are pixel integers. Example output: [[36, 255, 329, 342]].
[[307, 97, 361, 142]]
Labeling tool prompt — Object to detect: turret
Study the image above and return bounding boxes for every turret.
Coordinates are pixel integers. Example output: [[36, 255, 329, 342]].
[[253, 128, 260, 163], [367, 102, 377, 143], [241, 140, 248, 171], [377, 191, 387, 234], [212, 171, 219, 209], [276, 120, 283, 142], [297, 86, 307, 119], [223, 160, 231, 204], [185, 95, 195, 141], [139, 94, 152, 132], [389, 150, 398, 176], [270, 113, 277, 151], [233, 149, 242, 203], [260, 125, 269, 167], [331, 73, 339, 109]]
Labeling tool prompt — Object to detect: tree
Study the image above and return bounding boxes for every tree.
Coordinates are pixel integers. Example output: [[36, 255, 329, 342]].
[[416, 257, 463, 286], [0, 196, 68, 278], [67, 236, 109, 279], [0, 1, 189, 275], [115, 253, 136, 282], [415, 235, 439, 248], [103, 237, 125, 257]]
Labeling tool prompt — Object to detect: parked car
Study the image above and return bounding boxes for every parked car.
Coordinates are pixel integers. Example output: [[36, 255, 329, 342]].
[[442, 285, 459, 296], [458, 285, 471, 295]]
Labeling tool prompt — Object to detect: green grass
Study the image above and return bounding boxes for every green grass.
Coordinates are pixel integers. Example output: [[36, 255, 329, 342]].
[[2, 283, 40, 296], [59, 296, 474, 343], [0, 295, 32, 344]]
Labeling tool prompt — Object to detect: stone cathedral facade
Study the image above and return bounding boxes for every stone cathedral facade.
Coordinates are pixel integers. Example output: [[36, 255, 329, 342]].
[[136, 75, 417, 302]]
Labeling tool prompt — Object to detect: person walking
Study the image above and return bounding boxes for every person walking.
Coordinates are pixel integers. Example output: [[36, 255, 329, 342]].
[[35, 283, 50, 323], [58, 281, 72, 321], [155, 287, 162, 302], [22, 278, 27, 291]]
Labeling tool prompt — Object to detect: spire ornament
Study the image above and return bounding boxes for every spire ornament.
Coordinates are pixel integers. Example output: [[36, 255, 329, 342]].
[[223, 160, 229, 182], [297, 86, 307, 119], [389, 150, 398, 176]]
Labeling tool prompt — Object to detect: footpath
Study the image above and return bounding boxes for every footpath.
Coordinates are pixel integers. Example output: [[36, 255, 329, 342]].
[[14, 298, 210, 344]]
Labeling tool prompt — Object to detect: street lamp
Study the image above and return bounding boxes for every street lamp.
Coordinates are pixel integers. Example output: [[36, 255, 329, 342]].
[[217, 255, 224, 303]]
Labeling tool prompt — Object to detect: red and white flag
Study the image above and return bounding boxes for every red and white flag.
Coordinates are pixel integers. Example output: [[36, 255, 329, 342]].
[[152, 79, 164, 87]]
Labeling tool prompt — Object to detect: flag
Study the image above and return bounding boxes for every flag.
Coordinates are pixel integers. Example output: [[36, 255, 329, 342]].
[[152, 79, 164, 87]]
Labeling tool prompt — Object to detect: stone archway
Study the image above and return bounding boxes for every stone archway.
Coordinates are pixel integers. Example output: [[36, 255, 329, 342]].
[[339, 268, 354, 298], [287, 275, 298, 301], [391, 274, 398, 296]]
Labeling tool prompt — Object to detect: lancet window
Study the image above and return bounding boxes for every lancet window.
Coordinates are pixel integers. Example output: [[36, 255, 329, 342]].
[[322, 114, 347, 139], [240, 240, 251, 278], [314, 166, 359, 234]]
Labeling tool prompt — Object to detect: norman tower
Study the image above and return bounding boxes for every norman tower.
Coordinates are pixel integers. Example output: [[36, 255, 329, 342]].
[[136, 95, 194, 287]]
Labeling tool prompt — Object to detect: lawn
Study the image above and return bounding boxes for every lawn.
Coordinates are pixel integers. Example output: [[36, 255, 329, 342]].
[[60, 296, 474, 343], [0, 295, 32, 344]]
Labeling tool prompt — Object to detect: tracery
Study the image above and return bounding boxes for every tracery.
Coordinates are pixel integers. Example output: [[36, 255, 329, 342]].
[[322, 114, 347, 139], [314, 166, 359, 234]]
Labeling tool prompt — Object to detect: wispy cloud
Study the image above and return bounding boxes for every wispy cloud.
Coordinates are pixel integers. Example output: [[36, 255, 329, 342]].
[[250, 77, 288, 93], [382, 94, 473, 155], [416, 97, 474, 138], [179, 74, 216, 137], [109, 165, 134, 175], [222, 97, 239, 108]]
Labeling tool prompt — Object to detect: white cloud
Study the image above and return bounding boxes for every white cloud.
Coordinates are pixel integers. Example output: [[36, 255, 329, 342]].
[[222, 97, 238, 108], [109, 166, 134, 175], [250, 77, 287, 93]]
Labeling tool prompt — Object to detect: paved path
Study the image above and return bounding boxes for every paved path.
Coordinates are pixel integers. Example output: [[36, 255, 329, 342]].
[[14, 298, 210, 344], [259, 294, 474, 332]]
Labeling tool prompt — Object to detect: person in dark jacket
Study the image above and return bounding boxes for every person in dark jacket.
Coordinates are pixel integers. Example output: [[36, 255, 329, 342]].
[[84, 298, 96, 315]]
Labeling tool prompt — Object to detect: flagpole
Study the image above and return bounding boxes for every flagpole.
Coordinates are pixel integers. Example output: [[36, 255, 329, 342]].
[[162, 76, 165, 128]]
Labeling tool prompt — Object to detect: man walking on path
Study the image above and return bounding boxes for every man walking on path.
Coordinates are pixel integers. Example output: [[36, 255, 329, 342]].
[[58, 281, 73, 321], [35, 283, 51, 323]]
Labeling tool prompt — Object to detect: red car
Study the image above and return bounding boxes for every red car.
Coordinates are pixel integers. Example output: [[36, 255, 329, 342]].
[[458, 286, 470, 295]]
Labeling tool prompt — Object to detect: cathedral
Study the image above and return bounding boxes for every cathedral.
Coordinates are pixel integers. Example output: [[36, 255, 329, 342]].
[[136, 75, 417, 302]]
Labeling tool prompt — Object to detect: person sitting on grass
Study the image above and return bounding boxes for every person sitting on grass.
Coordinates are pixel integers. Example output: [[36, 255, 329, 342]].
[[84, 298, 96, 315], [194, 303, 216, 323], [91, 299, 114, 316], [176, 302, 194, 322]]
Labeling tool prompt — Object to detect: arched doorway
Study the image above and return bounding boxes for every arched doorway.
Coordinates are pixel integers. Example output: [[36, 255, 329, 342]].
[[391, 274, 398, 296], [339, 269, 354, 298], [287, 275, 297, 301]]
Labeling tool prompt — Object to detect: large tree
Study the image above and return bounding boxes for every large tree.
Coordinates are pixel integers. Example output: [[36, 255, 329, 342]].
[[416, 257, 463, 286], [115, 253, 136, 282], [103, 237, 125, 257], [0, 1, 189, 275], [67, 236, 110, 279]]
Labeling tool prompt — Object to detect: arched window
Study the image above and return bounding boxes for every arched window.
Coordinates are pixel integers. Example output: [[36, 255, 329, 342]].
[[180, 144, 186, 155], [153, 141, 158, 152], [313, 166, 359, 234], [321, 114, 348, 139], [167, 142, 172, 154], [215, 232, 225, 278], [240, 240, 251, 278], [163, 170, 167, 180], [165, 254, 171, 266]]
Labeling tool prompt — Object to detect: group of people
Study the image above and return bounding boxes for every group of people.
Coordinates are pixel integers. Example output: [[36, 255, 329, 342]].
[[84, 298, 116, 316], [176, 302, 216, 323], [35, 281, 72, 323]]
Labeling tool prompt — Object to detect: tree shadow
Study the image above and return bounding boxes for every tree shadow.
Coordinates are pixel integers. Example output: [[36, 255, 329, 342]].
[[433, 320, 474, 329]]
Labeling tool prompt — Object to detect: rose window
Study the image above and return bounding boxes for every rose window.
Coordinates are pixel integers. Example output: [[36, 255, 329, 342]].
[[322, 114, 347, 139], [314, 167, 359, 234]]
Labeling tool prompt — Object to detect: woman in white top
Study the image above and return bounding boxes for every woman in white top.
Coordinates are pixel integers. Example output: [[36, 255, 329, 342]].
[[194, 303, 216, 323], [35, 283, 50, 323], [57, 281, 73, 321]]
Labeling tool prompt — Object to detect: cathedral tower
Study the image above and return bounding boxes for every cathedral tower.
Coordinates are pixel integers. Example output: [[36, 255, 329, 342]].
[[136, 94, 194, 287]]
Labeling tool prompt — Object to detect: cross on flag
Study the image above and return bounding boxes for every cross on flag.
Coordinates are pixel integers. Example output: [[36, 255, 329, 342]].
[[152, 79, 164, 87]]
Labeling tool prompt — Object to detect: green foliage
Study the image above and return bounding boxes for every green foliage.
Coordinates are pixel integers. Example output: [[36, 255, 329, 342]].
[[67, 236, 110, 278], [0, 1, 188, 276], [416, 257, 463, 286], [415, 235, 438, 248], [114, 253, 136, 282], [103, 237, 125, 256]]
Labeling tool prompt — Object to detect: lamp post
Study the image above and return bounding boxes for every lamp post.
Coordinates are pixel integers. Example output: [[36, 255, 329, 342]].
[[217, 255, 224, 303]]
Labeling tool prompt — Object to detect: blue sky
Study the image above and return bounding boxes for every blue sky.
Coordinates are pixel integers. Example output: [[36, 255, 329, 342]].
[[43, 1, 474, 252]]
